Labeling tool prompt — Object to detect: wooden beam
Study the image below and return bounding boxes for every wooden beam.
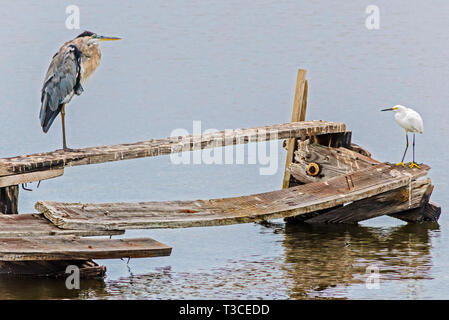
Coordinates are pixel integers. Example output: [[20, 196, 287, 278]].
[[0, 168, 63, 188], [0, 185, 18, 214], [0, 236, 172, 261], [282, 69, 308, 189], [35, 164, 429, 230], [0, 213, 123, 237], [0, 121, 345, 180], [304, 178, 433, 224]]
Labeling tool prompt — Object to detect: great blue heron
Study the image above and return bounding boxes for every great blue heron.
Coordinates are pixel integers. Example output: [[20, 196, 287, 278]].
[[381, 105, 424, 169], [39, 31, 121, 150]]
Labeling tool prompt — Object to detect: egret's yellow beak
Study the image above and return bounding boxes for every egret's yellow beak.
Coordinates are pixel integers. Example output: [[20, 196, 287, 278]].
[[96, 35, 122, 41]]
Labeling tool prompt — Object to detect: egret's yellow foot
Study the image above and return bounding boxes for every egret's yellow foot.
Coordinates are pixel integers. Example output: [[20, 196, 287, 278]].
[[395, 162, 406, 167], [409, 162, 421, 169]]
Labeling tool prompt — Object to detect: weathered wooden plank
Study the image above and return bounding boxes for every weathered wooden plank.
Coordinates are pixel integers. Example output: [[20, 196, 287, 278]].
[[287, 141, 380, 184], [0, 213, 124, 237], [282, 69, 308, 189], [0, 169, 64, 188], [0, 121, 345, 179], [36, 164, 429, 230], [304, 178, 433, 224], [0, 185, 18, 214], [0, 236, 172, 261]]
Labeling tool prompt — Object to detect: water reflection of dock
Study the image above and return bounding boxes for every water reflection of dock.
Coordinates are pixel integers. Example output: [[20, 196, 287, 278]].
[[282, 223, 439, 298], [0, 222, 438, 299]]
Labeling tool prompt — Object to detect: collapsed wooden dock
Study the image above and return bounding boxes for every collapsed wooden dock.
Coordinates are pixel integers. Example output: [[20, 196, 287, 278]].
[[36, 164, 430, 230], [0, 69, 440, 278]]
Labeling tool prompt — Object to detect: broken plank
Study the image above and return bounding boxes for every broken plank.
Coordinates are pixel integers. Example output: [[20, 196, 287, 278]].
[[0, 213, 124, 237], [0, 236, 172, 261], [36, 163, 429, 230], [0, 121, 346, 178], [304, 178, 433, 224]]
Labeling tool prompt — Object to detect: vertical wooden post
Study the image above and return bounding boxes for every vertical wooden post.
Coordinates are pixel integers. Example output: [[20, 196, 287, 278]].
[[282, 69, 308, 189], [0, 185, 18, 214]]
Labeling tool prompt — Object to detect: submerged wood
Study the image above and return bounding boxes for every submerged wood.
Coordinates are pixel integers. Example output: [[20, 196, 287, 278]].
[[0, 121, 346, 178], [0, 260, 106, 278], [0, 213, 123, 237], [0, 236, 172, 261], [36, 164, 428, 230], [389, 201, 441, 223]]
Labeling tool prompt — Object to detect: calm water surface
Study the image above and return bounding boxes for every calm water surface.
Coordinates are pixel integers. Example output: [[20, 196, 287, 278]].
[[0, 0, 448, 299]]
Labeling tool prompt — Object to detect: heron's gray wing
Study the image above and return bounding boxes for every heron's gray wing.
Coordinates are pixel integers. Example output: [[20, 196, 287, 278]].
[[39, 44, 82, 133]]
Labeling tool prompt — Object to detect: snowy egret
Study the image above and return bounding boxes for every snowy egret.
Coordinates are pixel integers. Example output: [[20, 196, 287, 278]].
[[381, 105, 423, 169]]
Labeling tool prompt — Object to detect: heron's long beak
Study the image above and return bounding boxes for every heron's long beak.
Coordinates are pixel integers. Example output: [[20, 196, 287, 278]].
[[381, 108, 394, 111], [97, 35, 122, 41]]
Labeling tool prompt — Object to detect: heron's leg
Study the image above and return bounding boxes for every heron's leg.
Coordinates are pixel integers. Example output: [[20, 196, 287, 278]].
[[396, 132, 408, 166], [61, 104, 68, 150], [409, 133, 421, 168]]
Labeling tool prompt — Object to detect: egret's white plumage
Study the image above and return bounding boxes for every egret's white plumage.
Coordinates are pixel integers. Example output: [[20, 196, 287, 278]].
[[392, 105, 424, 134], [381, 104, 424, 168]]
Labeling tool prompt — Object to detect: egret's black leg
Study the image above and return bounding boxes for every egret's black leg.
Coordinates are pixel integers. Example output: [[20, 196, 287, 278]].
[[409, 133, 421, 168], [396, 132, 408, 166], [402, 133, 409, 162]]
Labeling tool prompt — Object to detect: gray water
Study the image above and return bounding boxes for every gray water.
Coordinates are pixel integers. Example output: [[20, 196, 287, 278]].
[[0, 0, 448, 299]]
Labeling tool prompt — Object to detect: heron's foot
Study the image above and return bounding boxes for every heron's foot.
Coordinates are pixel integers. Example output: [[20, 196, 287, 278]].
[[409, 162, 421, 169], [62, 147, 76, 152], [395, 162, 406, 167]]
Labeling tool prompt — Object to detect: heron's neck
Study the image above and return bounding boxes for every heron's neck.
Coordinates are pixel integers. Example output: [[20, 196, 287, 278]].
[[80, 45, 101, 84]]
